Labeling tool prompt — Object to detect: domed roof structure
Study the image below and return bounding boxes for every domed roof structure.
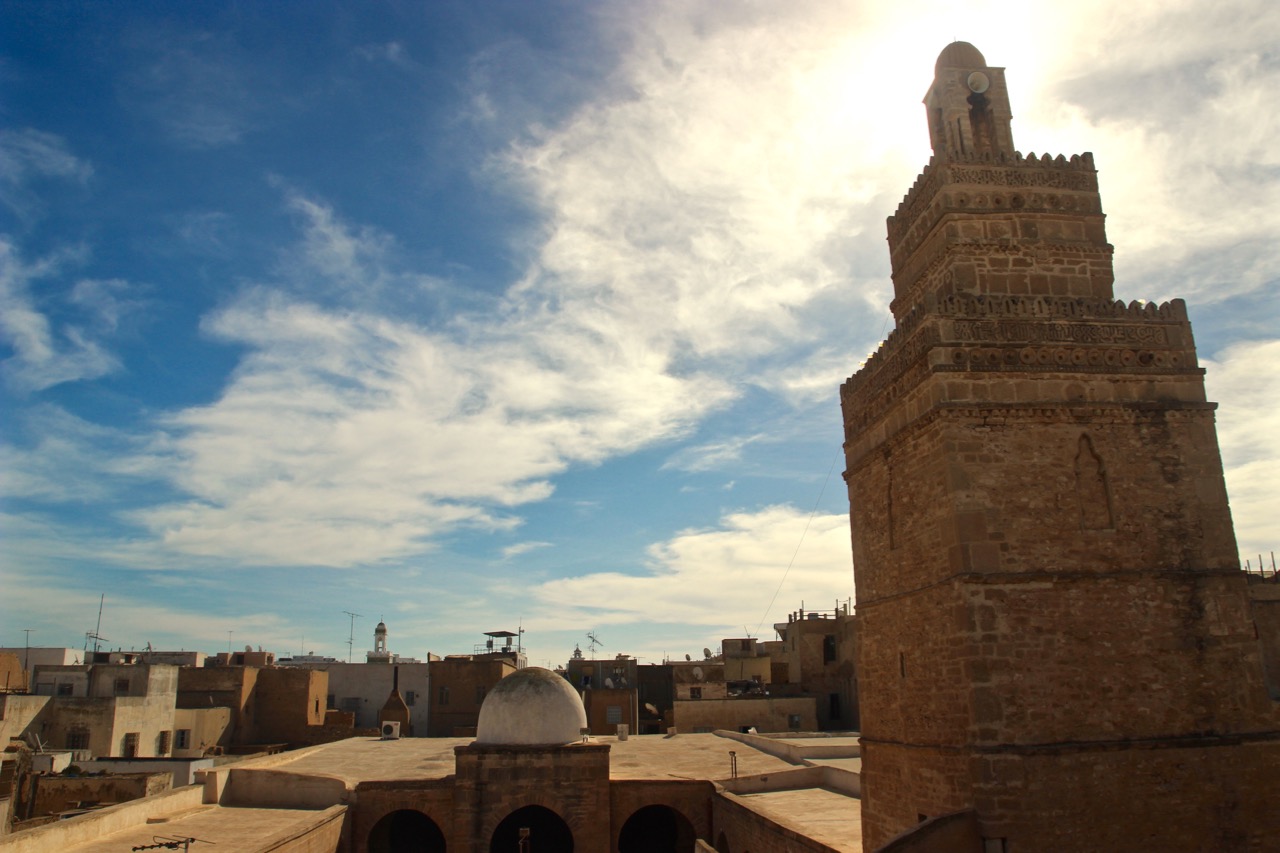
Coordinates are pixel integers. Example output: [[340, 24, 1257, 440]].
[[935, 41, 986, 72], [475, 667, 587, 746]]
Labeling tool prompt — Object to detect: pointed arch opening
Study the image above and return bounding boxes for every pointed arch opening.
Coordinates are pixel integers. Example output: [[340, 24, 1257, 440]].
[[369, 809, 446, 853], [618, 804, 696, 852], [490, 805, 572, 853]]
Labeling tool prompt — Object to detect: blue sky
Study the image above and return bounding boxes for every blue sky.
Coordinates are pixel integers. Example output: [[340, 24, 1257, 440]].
[[3, 1, 1277, 668]]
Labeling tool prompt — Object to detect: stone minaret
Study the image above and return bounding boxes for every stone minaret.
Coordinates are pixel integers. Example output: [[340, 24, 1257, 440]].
[[841, 42, 1279, 852]]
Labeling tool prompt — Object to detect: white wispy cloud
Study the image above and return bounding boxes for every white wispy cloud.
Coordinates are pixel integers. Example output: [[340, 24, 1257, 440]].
[[120, 30, 265, 148], [662, 435, 766, 474], [0, 128, 94, 217], [119, 263, 733, 565], [501, 541, 553, 560], [528, 505, 853, 634], [0, 240, 125, 392], [1203, 339, 1280, 562]]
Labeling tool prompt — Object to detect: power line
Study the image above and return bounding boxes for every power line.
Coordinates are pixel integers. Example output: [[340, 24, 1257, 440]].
[[755, 449, 841, 635]]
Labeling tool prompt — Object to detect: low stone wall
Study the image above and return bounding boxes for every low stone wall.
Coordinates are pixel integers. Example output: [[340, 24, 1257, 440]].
[[712, 791, 843, 853], [31, 772, 170, 818], [720, 764, 859, 798], [221, 768, 349, 810], [0, 784, 205, 853], [716, 729, 860, 761]]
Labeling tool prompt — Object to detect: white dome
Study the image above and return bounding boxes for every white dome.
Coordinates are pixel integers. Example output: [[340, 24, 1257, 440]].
[[475, 667, 587, 746]]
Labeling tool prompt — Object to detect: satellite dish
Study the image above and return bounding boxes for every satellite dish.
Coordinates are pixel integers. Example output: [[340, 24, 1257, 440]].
[[645, 703, 658, 715], [685, 653, 691, 661], [703, 648, 712, 660], [692, 666, 704, 682], [604, 677, 614, 689]]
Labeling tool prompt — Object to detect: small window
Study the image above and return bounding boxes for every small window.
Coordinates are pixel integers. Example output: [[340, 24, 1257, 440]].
[[438, 686, 450, 706], [788, 714, 802, 730], [475, 685, 486, 704], [690, 687, 702, 700], [114, 677, 130, 695], [122, 732, 140, 757], [404, 690, 415, 706], [581, 675, 592, 688], [57, 682, 74, 696], [606, 705, 622, 724], [314, 699, 320, 715], [66, 729, 90, 750], [157, 730, 172, 755], [823, 635, 837, 664], [175, 729, 191, 749]]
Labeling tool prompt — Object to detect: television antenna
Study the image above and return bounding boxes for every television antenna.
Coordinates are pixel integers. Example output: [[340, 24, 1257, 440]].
[[586, 631, 603, 656], [83, 594, 108, 655], [343, 611, 362, 663]]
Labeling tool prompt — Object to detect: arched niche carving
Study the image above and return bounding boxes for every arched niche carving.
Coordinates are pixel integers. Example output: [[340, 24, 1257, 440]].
[[1074, 434, 1114, 530]]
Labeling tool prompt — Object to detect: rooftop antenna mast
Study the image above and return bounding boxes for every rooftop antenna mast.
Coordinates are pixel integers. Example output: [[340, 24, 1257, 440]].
[[586, 631, 603, 657], [343, 611, 362, 663], [84, 594, 108, 655]]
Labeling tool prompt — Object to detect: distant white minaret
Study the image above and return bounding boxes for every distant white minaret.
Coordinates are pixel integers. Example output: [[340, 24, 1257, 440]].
[[367, 619, 392, 664]]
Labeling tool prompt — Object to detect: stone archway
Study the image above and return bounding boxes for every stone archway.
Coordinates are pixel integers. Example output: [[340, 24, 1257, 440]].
[[618, 804, 697, 852], [369, 808, 447, 853], [490, 805, 573, 853]]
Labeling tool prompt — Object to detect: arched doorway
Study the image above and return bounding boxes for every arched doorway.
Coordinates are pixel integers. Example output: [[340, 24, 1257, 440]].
[[618, 804, 696, 852], [369, 808, 447, 852], [490, 805, 572, 853]]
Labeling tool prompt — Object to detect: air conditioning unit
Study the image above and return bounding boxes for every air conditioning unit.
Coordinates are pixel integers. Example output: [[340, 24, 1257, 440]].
[[381, 721, 400, 740]]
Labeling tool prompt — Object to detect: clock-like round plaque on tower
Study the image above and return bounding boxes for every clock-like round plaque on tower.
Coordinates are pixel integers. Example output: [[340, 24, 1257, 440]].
[[966, 71, 990, 93]]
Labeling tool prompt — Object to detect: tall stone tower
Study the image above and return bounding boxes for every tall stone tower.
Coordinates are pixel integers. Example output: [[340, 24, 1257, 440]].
[[841, 43, 1280, 851]]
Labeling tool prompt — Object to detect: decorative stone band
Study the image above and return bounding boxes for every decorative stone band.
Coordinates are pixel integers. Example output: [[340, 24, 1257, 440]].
[[842, 342, 1202, 437], [842, 401, 1220, 471], [945, 344, 1184, 369], [953, 321, 1167, 345]]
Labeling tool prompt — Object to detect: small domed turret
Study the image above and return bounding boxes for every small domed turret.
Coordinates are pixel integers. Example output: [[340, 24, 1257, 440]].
[[476, 667, 587, 746], [935, 41, 986, 72]]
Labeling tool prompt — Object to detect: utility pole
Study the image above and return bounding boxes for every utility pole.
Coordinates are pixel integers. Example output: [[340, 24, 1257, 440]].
[[22, 628, 32, 673], [343, 611, 362, 663]]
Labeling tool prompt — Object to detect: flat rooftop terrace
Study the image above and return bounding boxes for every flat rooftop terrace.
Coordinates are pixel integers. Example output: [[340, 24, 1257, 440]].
[[255, 731, 819, 784]]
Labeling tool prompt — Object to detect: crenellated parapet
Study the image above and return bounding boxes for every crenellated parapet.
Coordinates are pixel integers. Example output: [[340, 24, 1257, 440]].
[[890, 151, 1097, 235]]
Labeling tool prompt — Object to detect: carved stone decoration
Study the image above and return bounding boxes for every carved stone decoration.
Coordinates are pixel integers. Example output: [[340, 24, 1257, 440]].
[[1074, 434, 1114, 530]]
